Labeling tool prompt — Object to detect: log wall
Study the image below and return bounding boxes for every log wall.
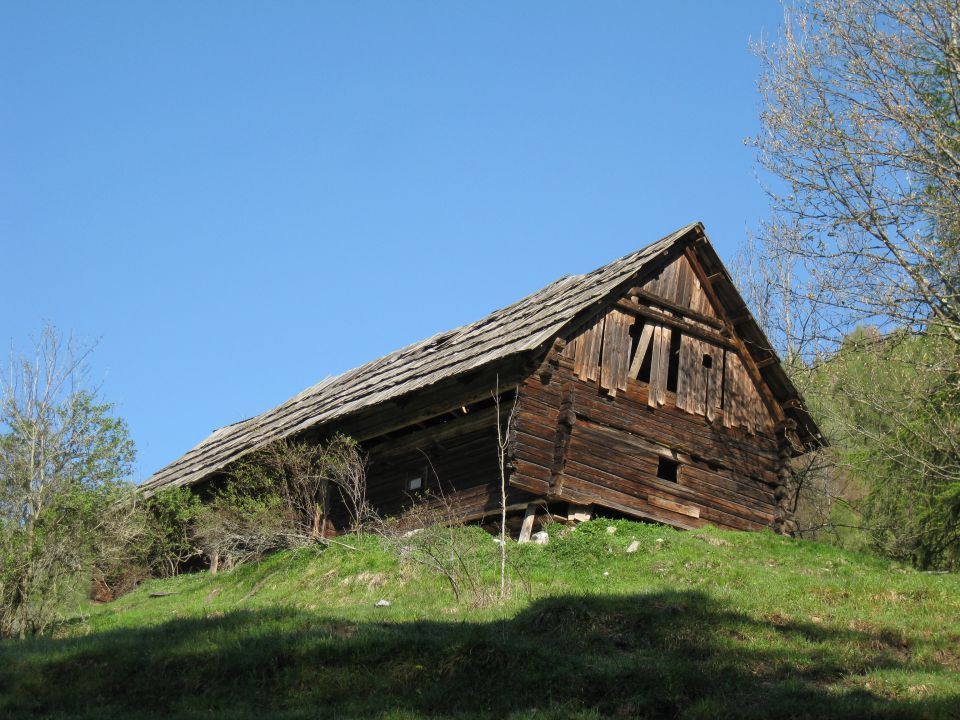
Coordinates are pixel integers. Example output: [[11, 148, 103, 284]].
[[511, 357, 782, 530], [510, 253, 786, 532], [363, 410, 535, 525]]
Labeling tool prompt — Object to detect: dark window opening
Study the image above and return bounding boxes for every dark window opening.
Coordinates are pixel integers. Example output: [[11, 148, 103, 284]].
[[718, 352, 726, 409], [665, 330, 682, 392], [656, 457, 679, 483], [637, 333, 654, 383], [702, 353, 713, 368], [595, 322, 607, 377], [628, 321, 644, 362]]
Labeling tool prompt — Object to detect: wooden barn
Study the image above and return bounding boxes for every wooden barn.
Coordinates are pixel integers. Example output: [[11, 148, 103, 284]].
[[141, 222, 823, 536]]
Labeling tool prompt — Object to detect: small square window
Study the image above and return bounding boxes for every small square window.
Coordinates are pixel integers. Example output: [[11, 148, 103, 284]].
[[405, 475, 423, 492], [702, 354, 713, 368], [656, 457, 679, 483]]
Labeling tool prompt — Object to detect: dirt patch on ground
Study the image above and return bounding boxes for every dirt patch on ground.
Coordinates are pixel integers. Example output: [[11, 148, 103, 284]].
[[933, 646, 960, 671], [340, 571, 387, 590]]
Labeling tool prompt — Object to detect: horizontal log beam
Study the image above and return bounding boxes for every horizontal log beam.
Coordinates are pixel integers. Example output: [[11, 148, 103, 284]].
[[615, 299, 736, 350], [625, 287, 726, 330]]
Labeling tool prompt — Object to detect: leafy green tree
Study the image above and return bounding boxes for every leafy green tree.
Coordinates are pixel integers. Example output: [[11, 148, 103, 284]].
[[802, 329, 960, 569], [0, 327, 140, 636]]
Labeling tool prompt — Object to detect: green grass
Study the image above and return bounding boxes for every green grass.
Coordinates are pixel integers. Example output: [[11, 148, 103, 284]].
[[2, 520, 958, 719]]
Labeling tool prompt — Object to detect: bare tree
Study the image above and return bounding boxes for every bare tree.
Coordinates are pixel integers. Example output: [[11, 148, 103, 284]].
[[317, 435, 372, 535], [493, 379, 518, 599], [753, 0, 960, 351], [377, 484, 498, 607]]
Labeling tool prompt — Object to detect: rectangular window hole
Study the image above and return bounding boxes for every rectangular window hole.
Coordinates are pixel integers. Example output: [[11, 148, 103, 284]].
[[702, 354, 713, 368], [405, 475, 423, 492], [666, 331, 682, 392], [657, 457, 679, 483]]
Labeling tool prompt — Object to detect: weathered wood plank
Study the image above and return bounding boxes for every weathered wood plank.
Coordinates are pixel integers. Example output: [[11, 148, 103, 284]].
[[648, 494, 700, 518], [648, 324, 663, 407], [600, 308, 633, 394], [675, 255, 694, 309], [573, 313, 605, 382], [562, 455, 772, 529], [559, 475, 707, 530], [628, 322, 654, 379], [649, 323, 672, 407], [565, 420, 778, 514], [509, 465, 552, 495], [676, 334, 701, 415], [660, 256, 681, 304], [520, 366, 781, 473], [705, 343, 723, 422], [723, 351, 772, 434]]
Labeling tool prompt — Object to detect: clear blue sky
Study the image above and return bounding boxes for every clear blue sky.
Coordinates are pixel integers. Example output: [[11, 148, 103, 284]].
[[1, 2, 784, 482]]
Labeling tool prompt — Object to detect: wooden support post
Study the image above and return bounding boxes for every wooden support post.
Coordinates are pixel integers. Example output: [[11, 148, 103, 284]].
[[518, 503, 538, 544]]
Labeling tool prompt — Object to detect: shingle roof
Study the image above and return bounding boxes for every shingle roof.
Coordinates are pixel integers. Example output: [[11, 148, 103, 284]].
[[141, 222, 701, 495]]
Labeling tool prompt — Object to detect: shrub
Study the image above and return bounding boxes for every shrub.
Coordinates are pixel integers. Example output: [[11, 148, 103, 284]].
[[143, 486, 204, 577], [187, 435, 370, 572]]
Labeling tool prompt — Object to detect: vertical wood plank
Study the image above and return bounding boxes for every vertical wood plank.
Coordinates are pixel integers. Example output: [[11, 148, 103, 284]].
[[642, 270, 661, 297], [648, 324, 663, 408], [600, 308, 633, 395], [693, 337, 708, 415], [690, 277, 719, 319], [723, 350, 742, 429], [661, 258, 681, 304], [676, 334, 689, 412], [676, 334, 695, 413], [705, 342, 724, 422], [574, 314, 605, 382], [629, 323, 654, 379], [690, 279, 705, 315], [692, 336, 710, 416], [676, 256, 694, 308], [724, 350, 769, 432], [649, 323, 672, 407]]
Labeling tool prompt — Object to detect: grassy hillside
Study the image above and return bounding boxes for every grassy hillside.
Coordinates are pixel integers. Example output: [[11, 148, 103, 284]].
[[2, 520, 958, 719]]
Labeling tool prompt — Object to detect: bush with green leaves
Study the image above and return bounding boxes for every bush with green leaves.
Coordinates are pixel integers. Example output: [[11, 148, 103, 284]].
[[192, 462, 296, 572], [185, 435, 369, 572], [142, 486, 204, 577]]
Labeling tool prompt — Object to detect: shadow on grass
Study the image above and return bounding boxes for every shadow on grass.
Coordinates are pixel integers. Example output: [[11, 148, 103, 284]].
[[1, 591, 956, 719]]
